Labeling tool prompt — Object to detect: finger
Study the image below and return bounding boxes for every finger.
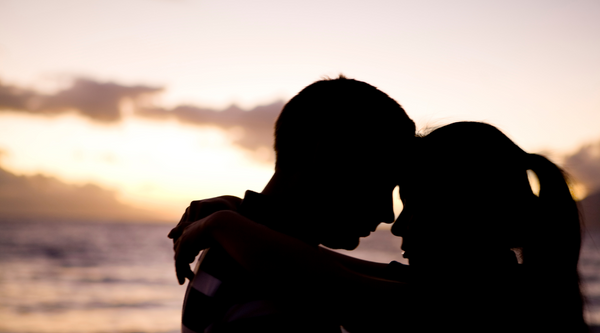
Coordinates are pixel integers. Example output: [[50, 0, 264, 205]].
[[188, 200, 209, 222], [174, 237, 199, 284], [174, 244, 190, 284], [169, 228, 182, 242], [167, 228, 176, 239], [176, 263, 187, 284], [175, 253, 196, 284], [168, 207, 191, 240], [175, 236, 200, 264], [184, 264, 195, 281], [174, 239, 184, 283], [182, 206, 190, 221], [176, 260, 194, 285]]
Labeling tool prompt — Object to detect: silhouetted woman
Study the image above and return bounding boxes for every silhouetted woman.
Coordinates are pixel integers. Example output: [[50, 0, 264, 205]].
[[391, 122, 587, 332], [173, 121, 588, 332]]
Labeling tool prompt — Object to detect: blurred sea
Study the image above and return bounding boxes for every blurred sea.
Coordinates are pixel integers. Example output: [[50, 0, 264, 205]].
[[0, 219, 599, 333]]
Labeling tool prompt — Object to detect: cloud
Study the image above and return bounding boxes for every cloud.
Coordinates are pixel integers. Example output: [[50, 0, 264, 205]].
[[41, 79, 163, 122], [0, 77, 282, 154], [0, 81, 36, 110], [138, 101, 283, 152], [0, 78, 162, 122], [0, 167, 163, 222], [563, 140, 600, 195]]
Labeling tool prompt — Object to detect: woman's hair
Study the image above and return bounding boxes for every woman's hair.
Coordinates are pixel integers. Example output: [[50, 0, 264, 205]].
[[408, 121, 586, 330], [524, 153, 586, 330]]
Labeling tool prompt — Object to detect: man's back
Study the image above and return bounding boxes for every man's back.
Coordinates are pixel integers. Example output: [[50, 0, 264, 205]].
[[181, 191, 342, 333]]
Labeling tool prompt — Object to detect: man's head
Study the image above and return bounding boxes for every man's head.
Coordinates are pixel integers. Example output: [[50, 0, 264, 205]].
[[273, 76, 415, 249]]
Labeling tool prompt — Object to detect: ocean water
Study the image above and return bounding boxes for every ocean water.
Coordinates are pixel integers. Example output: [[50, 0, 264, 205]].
[[0, 219, 599, 332], [0, 220, 182, 333]]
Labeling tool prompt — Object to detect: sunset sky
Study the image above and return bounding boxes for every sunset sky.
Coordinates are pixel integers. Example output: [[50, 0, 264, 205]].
[[0, 0, 599, 222]]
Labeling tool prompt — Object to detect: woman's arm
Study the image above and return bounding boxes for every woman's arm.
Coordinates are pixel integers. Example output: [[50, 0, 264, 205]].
[[318, 247, 400, 280], [168, 195, 242, 244], [169, 196, 397, 281], [174, 210, 411, 330]]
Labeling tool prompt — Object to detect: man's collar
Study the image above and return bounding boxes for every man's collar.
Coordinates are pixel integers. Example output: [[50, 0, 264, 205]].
[[238, 190, 318, 246]]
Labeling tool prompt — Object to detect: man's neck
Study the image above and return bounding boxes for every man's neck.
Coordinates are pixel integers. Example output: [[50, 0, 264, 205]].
[[261, 171, 281, 197], [257, 170, 320, 246]]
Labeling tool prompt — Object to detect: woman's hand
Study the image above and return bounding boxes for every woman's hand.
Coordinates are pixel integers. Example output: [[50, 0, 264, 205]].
[[168, 195, 242, 244], [173, 212, 220, 285]]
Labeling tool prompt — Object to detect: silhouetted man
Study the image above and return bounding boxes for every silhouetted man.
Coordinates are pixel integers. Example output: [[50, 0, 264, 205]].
[[169, 76, 415, 333]]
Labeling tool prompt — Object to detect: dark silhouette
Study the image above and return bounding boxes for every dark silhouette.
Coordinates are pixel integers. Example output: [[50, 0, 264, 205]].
[[392, 122, 588, 332], [172, 121, 589, 332], [169, 76, 415, 332]]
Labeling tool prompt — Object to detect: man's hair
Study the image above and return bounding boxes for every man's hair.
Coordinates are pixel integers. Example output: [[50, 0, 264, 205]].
[[274, 76, 415, 171]]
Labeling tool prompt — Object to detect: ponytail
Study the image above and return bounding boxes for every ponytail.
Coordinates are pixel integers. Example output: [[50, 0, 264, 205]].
[[526, 153, 586, 330], [526, 153, 582, 268]]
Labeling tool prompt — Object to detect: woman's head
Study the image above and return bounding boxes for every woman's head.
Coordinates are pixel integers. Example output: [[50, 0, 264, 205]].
[[393, 122, 581, 269], [393, 121, 587, 331]]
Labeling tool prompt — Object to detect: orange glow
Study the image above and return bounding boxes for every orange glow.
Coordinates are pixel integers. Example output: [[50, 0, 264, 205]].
[[0, 111, 273, 220]]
